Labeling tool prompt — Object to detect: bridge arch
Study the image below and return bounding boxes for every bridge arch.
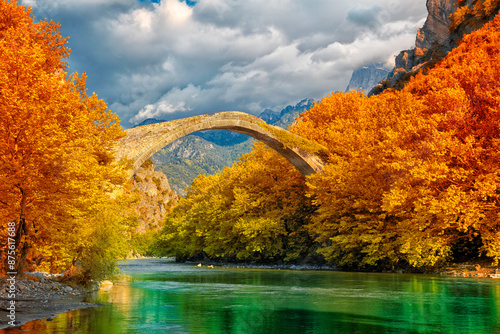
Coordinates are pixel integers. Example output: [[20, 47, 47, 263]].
[[115, 112, 325, 176]]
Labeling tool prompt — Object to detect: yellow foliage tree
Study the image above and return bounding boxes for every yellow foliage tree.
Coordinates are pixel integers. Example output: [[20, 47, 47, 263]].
[[155, 143, 315, 263]]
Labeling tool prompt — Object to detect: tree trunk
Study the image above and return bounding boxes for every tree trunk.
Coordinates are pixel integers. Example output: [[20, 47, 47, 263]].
[[15, 187, 29, 277]]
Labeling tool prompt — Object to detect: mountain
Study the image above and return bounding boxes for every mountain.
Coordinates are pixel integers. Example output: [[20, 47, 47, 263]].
[[259, 108, 281, 124], [274, 98, 314, 128], [193, 130, 249, 146], [146, 99, 314, 195], [371, 0, 500, 94], [345, 64, 389, 93], [151, 136, 254, 195], [134, 118, 166, 127]]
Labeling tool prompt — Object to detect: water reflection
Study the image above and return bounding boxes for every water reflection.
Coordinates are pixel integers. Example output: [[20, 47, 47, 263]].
[[3, 259, 500, 333]]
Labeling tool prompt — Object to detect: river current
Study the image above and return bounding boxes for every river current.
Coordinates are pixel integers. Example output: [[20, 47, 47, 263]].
[[4, 258, 500, 333]]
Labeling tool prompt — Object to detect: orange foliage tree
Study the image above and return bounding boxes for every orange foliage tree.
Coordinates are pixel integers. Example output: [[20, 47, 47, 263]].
[[450, 0, 500, 33], [0, 1, 131, 278], [395, 12, 500, 265], [291, 12, 500, 269], [290, 91, 433, 268]]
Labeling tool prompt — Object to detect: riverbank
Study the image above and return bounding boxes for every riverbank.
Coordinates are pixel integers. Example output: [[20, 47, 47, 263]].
[[0, 273, 103, 329], [190, 261, 337, 271], [188, 258, 500, 278], [438, 263, 500, 278]]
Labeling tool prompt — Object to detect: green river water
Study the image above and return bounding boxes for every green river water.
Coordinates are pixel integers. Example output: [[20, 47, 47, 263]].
[[4, 258, 500, 333]]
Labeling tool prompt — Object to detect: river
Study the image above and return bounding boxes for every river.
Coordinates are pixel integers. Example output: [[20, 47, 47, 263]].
[[3, 258, 500, 333]]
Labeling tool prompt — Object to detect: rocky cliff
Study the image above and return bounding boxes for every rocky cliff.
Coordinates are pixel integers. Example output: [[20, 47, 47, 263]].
[[371, 0, 458, 93], [371, 0, 500, 94], [416, 0, 459, 51], [132, 160, 178, 233], [346, 64, 389, 93]]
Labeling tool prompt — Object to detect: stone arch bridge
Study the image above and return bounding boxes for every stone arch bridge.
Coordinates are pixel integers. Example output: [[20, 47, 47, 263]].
[[115, 111, 326, 177]]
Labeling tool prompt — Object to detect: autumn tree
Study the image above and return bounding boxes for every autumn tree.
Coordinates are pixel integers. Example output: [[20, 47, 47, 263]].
[[154, 143, 315, 263], [0, 1, 132, 279], [289, 12, 500, 269], [289, 91, 425, 268], [394, 12, 500, 266], [450, 0, 500, 34]]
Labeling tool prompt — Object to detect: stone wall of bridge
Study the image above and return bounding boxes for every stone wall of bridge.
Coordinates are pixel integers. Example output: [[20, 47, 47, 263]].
[[115, 111, 325, 177]]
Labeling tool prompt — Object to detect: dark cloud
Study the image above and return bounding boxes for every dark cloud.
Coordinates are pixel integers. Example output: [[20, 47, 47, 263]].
[[346, 4, 383, 28], [22, 0, 427, 128]]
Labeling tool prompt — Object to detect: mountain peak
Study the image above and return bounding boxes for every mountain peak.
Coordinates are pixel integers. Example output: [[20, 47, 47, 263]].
[[296, 98, 314, 107], [134, 118, 166, 127], [346, 64, 389, 93], [258, 108, 280, 125]]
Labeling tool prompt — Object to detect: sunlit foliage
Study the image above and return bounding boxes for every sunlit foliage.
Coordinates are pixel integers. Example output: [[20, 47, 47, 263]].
[[450, 0, 500, 33], [293, 13, 500, 268], [0, 1, 134, 280], [154, 143, 315, 263], [397, 13, 500, 265], [290, 91, 429, 268]]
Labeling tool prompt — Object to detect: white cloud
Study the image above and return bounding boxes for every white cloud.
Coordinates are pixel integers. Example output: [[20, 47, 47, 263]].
[[159, 0, 193, 24], [131, 100, 191, 123], [25, 0, 428, 127], [129, 84, 206, 123]]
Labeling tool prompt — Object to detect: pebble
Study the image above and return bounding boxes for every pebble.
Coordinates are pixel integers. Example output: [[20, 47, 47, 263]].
[[0, 274, 87, 302]]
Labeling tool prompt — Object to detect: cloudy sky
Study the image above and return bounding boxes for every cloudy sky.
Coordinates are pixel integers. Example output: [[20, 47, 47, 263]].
[[23, 0, 427, 128]]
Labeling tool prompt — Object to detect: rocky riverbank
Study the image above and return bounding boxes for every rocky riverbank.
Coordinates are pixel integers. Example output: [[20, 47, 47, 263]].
[[0, 272, 103, 329], [437, 263, 500, 278], [190, 259, 500, 279]]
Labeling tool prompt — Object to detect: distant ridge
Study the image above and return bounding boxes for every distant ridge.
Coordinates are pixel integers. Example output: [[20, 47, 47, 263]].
[[345, 64, 389, 93], [134, 118, 166, 127]]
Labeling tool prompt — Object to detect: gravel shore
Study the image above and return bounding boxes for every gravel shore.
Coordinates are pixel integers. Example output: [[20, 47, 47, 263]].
[[0, 273, 103, 329]]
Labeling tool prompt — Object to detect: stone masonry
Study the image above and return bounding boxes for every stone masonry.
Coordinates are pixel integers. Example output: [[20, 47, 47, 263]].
[[115, 111, 326, 177]]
